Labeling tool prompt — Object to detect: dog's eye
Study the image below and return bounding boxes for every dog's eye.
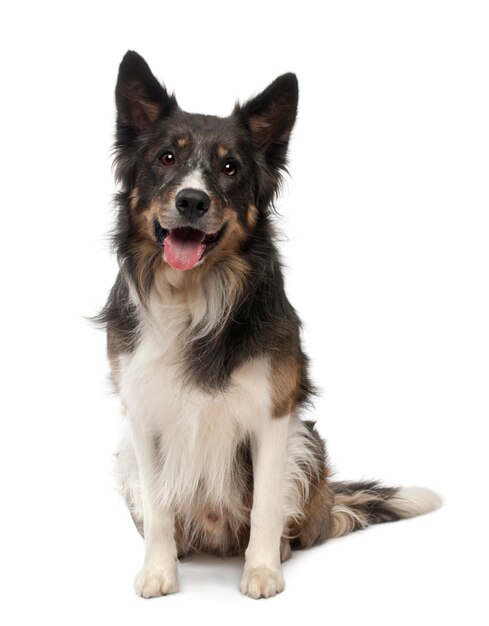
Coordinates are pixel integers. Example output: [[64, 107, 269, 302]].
[[159, 151, 175, 166], [222, 159, 238, 176]]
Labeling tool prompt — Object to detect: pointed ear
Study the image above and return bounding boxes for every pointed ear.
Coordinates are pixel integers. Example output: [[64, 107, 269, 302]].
[[115, 51, 176, 134], [237, 73, 299, 149]]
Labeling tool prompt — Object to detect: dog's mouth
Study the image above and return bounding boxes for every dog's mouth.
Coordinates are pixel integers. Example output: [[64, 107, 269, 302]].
[[154, 222, 226, 271]]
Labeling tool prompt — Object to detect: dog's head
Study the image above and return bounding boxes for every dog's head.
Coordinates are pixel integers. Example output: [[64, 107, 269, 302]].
[[114, 51, 298, 273]]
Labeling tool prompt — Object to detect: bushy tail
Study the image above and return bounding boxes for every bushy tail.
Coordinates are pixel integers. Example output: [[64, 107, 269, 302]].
[[328, 481, 442, 538]]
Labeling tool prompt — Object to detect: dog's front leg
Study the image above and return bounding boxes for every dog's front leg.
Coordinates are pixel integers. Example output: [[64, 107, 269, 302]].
[[240, 414, 290, 599], [130, 419, 178, 598]]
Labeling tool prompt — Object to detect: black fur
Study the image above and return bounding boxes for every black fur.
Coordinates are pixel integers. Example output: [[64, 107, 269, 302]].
[[185, 220, 311, 394], [331, 480, 402, 526], [99, 51, 313, 404], [97, 54, 437, 567], [97, 271, 140, 356]]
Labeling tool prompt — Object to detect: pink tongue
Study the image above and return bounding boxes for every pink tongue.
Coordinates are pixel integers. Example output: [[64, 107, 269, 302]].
[[164, 228, 206, 271]]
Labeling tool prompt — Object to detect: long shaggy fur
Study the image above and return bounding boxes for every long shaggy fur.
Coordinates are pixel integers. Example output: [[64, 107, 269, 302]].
[[99, 52, 441, 592]]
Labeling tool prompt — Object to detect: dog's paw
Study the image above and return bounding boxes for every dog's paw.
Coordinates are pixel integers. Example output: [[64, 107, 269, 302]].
[[134, 564, 179, 598], [240, 566, 285, 599]]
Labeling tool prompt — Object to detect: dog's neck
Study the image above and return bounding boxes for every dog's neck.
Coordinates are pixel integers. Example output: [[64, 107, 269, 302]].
[[135, 257, 248, 344]]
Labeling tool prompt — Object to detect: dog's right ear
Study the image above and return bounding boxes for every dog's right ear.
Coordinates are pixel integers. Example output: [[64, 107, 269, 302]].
[[115, 51, 176, 137]]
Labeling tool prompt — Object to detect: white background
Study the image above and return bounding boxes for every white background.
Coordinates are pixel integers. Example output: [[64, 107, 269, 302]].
[[1, 1, 488, 624]]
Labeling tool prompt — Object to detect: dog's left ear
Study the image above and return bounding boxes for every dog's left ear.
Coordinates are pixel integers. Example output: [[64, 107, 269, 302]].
[[237, 73, 299, 151]]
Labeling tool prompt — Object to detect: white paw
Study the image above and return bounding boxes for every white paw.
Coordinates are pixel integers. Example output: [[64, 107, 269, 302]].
[[240, 566, 285, 599], [134, 564, 179, 598]]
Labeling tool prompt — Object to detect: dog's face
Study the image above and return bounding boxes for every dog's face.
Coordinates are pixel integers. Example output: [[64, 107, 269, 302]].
[[114, 52, 298, 272], [122, 110, 258, 272]]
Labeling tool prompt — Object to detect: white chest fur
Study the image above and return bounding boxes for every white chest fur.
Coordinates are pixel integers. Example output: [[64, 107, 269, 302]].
[[115, 285, 316, 552], [117, 295, 271, 516]]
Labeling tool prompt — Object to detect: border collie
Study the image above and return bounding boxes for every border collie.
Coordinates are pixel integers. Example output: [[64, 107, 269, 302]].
[[98, 51, 441, 599]]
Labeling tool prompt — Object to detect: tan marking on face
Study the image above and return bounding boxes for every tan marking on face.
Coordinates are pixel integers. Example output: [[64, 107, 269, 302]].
[[134, 202, 251, 334], [194, 208, 248, 274], [113, 189, 166, 298], [270, 355, 302, 418], [247, 203, 258, 229], [223, 207, 246, 239], [177, 137, 188, 148], [133, 238, 162, 298], [218, 145, 229, 159], [189, 207, 246, 269], [131, 189, 177, 241]]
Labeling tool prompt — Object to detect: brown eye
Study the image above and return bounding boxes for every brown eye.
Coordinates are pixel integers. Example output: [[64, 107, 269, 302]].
[[222, 159, 238, 176], [159, 151, 175, 166]]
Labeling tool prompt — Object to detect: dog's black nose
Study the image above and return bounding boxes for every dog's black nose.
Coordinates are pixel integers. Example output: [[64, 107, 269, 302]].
[[175, 188, 210, 221]]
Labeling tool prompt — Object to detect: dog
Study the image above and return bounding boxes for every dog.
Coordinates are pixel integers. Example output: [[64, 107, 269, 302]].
[[98, 50, 441, 599]]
